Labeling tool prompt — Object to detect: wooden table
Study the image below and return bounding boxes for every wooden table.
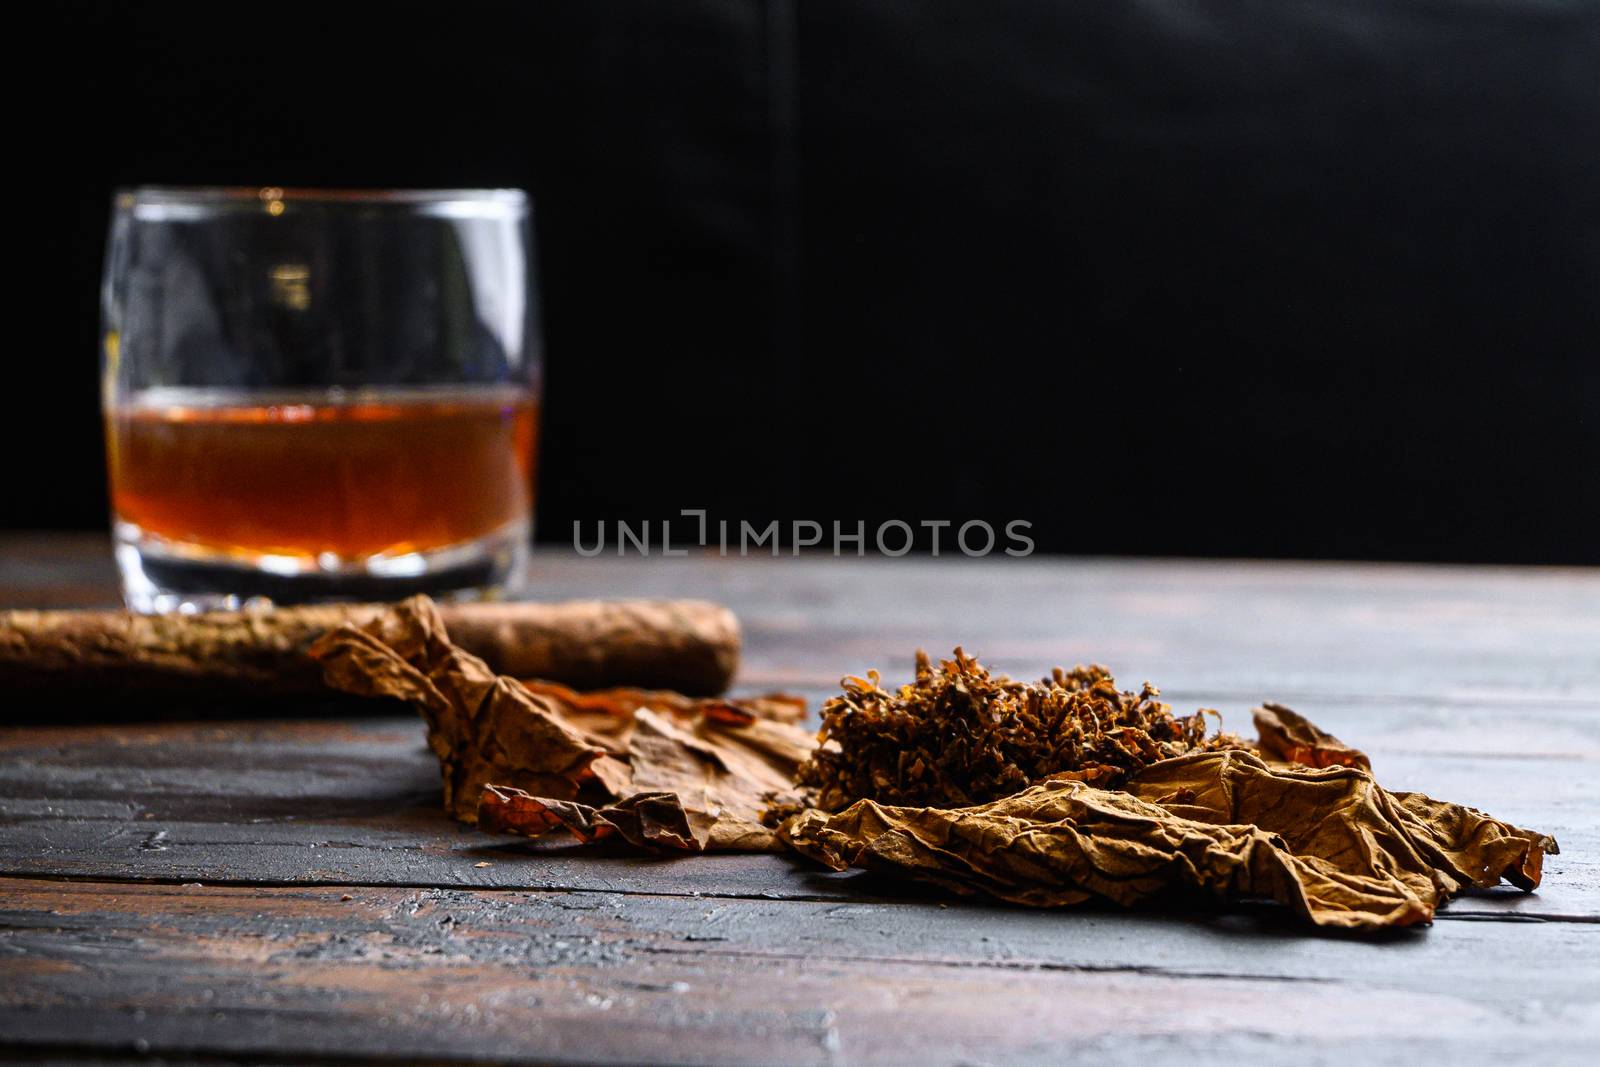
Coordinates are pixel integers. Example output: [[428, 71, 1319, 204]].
[[3, 533, 1597, 1065]]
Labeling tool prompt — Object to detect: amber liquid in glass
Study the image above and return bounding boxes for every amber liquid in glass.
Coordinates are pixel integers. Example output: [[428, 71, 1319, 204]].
[[107, 386, 537, 562]]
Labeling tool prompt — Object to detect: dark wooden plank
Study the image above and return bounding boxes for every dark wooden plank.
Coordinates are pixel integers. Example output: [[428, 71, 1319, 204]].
[[0, 717, 854, 902], [1, 712, 1592, 920], [3, 879, 1597, 1067], [732, 557, 1600, 705]]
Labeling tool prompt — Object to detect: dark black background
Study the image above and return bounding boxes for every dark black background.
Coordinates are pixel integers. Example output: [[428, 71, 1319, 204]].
[[15, 0, 1599, 563]]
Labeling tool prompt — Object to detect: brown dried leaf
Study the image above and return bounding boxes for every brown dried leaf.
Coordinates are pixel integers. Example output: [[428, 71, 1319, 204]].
[[307, 596, 810, 843], [518, 679, 806, 726], [780, 749, 1556, 929], [1252, 702, 1370, 770], [1128, 751, 1555, 912], [308, 596, 607, 823], [1386, 789, 1555, 892], [314, 617, 1557, 931], [478, 704, 811, 851], [481, 788, 704, 851]]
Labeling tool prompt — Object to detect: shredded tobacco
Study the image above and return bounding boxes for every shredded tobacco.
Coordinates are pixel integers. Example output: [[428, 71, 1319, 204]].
[[795, 649, 1248, 812], [312, 609, 1559, 931]]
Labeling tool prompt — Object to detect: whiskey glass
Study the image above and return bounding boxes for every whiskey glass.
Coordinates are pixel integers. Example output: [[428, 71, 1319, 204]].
[[102, 187, 539, 612]]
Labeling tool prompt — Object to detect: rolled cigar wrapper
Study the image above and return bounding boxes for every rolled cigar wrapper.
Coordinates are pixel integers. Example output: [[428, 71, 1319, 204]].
[[0, 599, 740, 702]]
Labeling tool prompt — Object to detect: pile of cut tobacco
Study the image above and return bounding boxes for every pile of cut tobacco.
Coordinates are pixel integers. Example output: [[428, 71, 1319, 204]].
[[796, 649, 1246, 811], [309, 600, 1558, 932]]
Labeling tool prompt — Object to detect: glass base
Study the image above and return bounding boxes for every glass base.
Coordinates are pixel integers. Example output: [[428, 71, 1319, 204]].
[[114, 520, 530, 612]]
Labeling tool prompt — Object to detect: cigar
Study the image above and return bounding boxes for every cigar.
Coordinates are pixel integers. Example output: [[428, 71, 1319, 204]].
[[0, 599, 740, 707]]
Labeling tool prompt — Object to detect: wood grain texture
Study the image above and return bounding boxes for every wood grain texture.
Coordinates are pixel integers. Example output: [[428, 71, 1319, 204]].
[[3, 879, 1597, 1067], [1, 534, 1597, 1064]]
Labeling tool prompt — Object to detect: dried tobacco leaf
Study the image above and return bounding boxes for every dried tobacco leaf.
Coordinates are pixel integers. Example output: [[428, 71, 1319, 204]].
[[480, 788, 706, 850], [480, 704, 812, 851], [315, 613, 1558, 931], [517, 678, 805, 749], [1386, 789, 1551, 892], [781, 749, 1558, 929], [518, 679, 806, 725], [309, 596, 608, 822], [796, 650, 1247, 811], [1128, 751, 1555, 918], [1252, 701, 1370, 770], [309, 597, 812, 850]]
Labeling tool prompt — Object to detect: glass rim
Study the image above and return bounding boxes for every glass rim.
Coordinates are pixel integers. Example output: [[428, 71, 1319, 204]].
[[114, 187, 528, 222], [118, 185, 527, 205]]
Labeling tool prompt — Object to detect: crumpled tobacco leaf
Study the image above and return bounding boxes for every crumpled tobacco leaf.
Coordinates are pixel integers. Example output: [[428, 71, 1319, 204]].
[[309, 596, 607, 822], [479, 788, 706, 850], [316, 616, 1557, 928], [776, 650, 1556, 929], [781, 748, 1557, 930], [480, 703, 812, 851], [517, 678, 805, 745], [310, 597, 811, 849], [796, 650, 1247, 812], [1252, 701, 1371, 771]]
